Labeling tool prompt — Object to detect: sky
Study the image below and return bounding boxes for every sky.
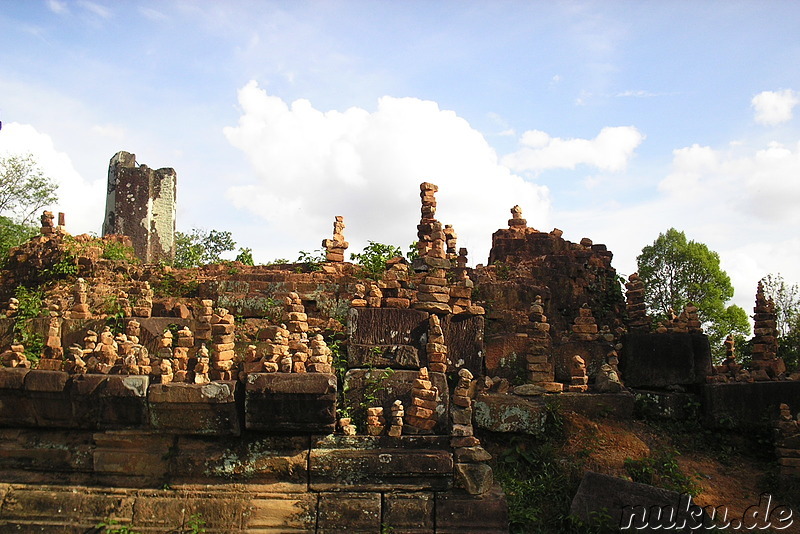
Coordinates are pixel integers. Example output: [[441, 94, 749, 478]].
[[1, 0, 799, 318]]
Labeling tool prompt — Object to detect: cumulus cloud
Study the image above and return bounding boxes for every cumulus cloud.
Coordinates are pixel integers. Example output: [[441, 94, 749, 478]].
[[0, 122, 106, 233], [502, 126, 644, 173], [223, 81, 550, 265], [752, 89, 798, 125], [47, 0, 68, 15]]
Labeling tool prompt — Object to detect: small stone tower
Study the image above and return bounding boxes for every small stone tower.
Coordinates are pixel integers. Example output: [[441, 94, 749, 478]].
[[102, 151, 177, 263]]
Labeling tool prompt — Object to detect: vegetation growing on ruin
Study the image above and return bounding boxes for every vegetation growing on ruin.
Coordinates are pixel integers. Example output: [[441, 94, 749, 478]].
[[173, 228, 237, 268], [11, 285, 45, 362], [295, 248, 325, 272], [350, 241, 402, 279]]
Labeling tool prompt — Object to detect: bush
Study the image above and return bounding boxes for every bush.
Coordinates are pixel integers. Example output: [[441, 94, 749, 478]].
[[350, 241, 402, 279]]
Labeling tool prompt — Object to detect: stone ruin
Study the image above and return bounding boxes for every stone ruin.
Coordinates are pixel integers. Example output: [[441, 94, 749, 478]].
[[0, 167, 798, 531], [774, 403, 800, 479], [102, 150, 177, 264]]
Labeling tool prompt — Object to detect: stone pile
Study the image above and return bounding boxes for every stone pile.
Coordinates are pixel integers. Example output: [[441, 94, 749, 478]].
[[123, 320, 151, 375], [625, 273, 649, 332], [322, 215, 348, 262], [158, 358, 174, 384], [404, 367, 438, 434], [90, 327, 119, 374], [449, 269, 483, 315], [194, 344, 211, 384], [568, 355, 589, 392], [426, 315, 449, 373], [367, 284, 383, 308], [115, 290, 132, 318], [41, 315, 63, 364], [507, 205, 527, 230], [414, 266, 452, 314], [0, 343, 30, 368], [366, 406, 385, 436], [570, 304, 599, 341], [775, 403, 800, 479], [388, 400, 404, 437], [130, 282, 153, 318], [444, 224, 458, 260], [350, 283, 367, 308], [290, 334, 309, 373], [308, 334, 333, 373], [708, 335, 752, 383], [657, 305, 702, 334], [750, 281, 785, 380], [339, 417, 357, 436], [210, 308, 236, 380], [242, 344, 262, 376], [257, 325, 289, 373], [173, 326, 193, 381], [594, 359, 624, 393], [65, 344, 86, 374], [194, 299, 214, 344], [416, 182, 446, 259], [524, 295, 562, 393], [71, 278, 91, 320], [378, 258, 412, 309], [40, 210, 56, 235], [4, 298, 19, 318], [451, 368, 494, 495]]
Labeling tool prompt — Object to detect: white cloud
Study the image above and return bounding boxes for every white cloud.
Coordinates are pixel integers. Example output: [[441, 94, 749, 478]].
[[77, 1, 111, 19], [752, 89, 798, 125], [502, 126, 644, 173], [0, 123, 106, 234], [47, 0, 68, 15], [223, 81, 549, 265]]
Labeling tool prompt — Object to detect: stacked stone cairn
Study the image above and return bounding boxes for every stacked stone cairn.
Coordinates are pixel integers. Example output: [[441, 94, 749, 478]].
[[38, 315, 64, 370], [594, 356, 624, 393], [322, 215, 348, 262], [4, 298, 19, 318], [571, 304, 599, 341], [524, 295, 563, 393], [366, 407, 386, 436], [413, 183, 453, 314], [427, 315, 449, 373], [158, 357, 174, 384], [194, 299, 214, 344], [508, 205, 527, 231], [568, 355, 589, 392], [308, 335, 333, 373], [116, 290, 132, 318], [378, 258, 412, 309], [257, 325, 289, 373], [404, 367, 438, 434], [451, 368, 494, 495], [284, 292, 312, 372], [775, 404, 800, 479], [65, 344, 86, 374], [124, 319, 151, 375], [444, 224, 458, 260], [750, 282, 786, 380], [367, 284, 383, 308], [40, 210, 56, 235], [130, 282, 154, 318], [90, 327, 119, 374], [709, 335, 752, 383], [388, 400, 405, 437], [210, 308, 236, 380], [625, 273, 650, 332], [0, 342, 30, 368], [339, 417, 357, 436], [657, 305, 702, 334], [70, 278, 91, 320], [350, 283, 367, 308], [171, 326, 193, 381], [194, 344, 211, 384]]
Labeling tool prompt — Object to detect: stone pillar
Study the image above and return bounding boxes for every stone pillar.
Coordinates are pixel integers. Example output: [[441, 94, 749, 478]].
[[102, 151, 176, 264]]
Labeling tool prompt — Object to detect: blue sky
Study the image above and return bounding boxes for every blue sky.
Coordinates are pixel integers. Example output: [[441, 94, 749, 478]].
[[1, 0, 800, 317]]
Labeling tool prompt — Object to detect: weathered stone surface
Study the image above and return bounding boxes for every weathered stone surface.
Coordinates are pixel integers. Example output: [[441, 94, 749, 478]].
[[148, 381, 241, 436], [343, 370, 449, 434], [455, 462, 494, 494], [70, 374, 149, 429], [382, 492, 435, 533], [93, 430, 174, 483], [310, 435, 452, 491], [436, 485, 509, 533], [317, 492, 381, 533], [243, 492, 318, 532], [703, 381, 800, 429], [171, 435, 309, 490], [552, 340, 613, 383], [484, 334, 529, 380], [473, 392, 548, 435], [23, 370, 73, 427], [570, 471, 711, 532], [0, 428, 94, 475], [348, 307, 429, 346], [442, 314, 484, 376], [0, 368, 36, 426], [245, 373, 336, 433], [348, 344, 421, 369], [620, 333, 712, 388]]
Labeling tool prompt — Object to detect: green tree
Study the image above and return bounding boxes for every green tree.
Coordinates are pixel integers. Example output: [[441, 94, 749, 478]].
[[173, 228, 236, 268], [350, 241, 402, 279], [637, 228, 750, 356], [0, 154, 58, 257]]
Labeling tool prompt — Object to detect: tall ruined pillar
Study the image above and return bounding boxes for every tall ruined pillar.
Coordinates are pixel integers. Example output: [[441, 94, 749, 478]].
[[102, 151, 177, 263]]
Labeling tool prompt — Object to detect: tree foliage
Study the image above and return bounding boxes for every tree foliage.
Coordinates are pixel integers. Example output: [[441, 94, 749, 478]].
[[637, 228, 750, 354], [350, 241, 402, 279], [0, 154, 58, 258], [173, 228, 236, 268]]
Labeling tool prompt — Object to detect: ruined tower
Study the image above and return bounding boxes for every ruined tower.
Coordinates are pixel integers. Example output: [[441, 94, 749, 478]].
[[102, 151, 177, 263]]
